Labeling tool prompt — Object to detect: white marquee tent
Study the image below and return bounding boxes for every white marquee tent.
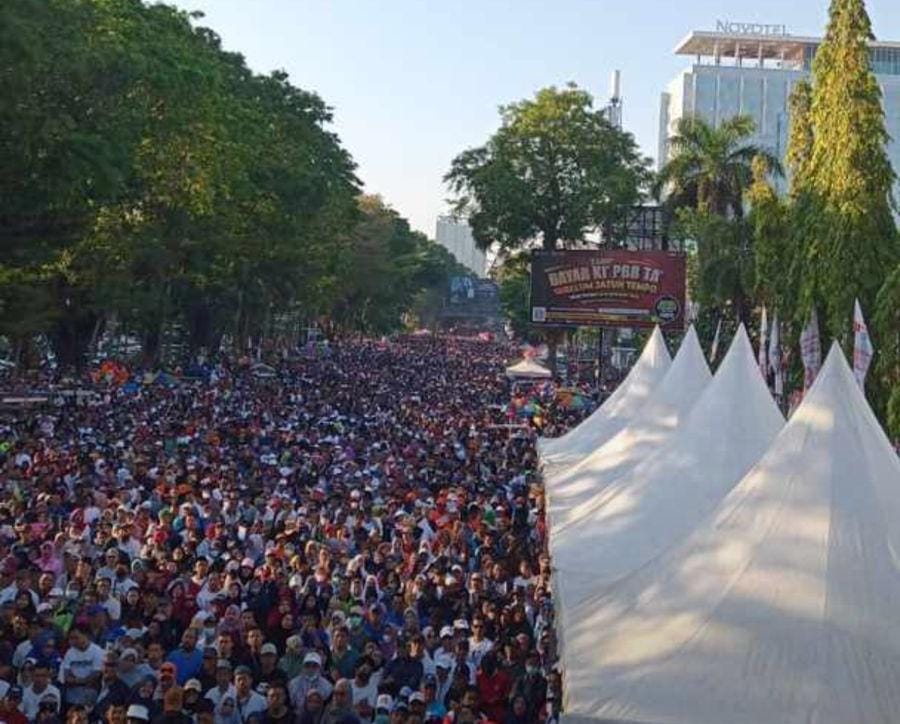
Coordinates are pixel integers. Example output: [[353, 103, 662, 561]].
[[538, 327, 671, 471], [546, 327, 710, 530], [561, 343, 900, 724], [551, 325, 784, 616], [504, 358, 552, 379]]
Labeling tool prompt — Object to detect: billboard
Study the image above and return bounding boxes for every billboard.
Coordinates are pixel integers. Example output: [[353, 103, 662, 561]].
[[446, 276, 500, 318], [530, 249, 686, 328]]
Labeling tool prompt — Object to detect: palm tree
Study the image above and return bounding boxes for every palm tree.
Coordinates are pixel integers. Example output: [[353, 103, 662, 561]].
[[654, 115, 783, 218]]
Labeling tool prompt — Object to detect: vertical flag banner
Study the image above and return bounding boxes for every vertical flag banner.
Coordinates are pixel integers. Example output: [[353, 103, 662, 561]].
[[709, 319, 722, 362], [769, 310, 783, 396], [853, 299, 874, 389], [758, 307, 768, 379], [799, 309, 822, 390]]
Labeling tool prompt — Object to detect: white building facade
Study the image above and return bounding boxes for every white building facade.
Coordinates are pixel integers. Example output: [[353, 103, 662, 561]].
[[658, 28, 900, 196], [435, 216, 487, 277]]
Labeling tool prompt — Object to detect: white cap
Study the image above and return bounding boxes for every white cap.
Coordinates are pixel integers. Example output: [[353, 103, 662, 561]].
[[126, 705, 149, 721], [260, 643, 278, 656], [303, 652, 322, 666], [376, 694, 393, 711]]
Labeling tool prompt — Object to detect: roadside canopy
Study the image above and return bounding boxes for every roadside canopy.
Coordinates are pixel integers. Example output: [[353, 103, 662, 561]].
[[545, 326, 710, 530], [505, 358, 552, 379], [562, 344, 900, 723], [552, 325, 783, 616], [538, 326, 671, 471]]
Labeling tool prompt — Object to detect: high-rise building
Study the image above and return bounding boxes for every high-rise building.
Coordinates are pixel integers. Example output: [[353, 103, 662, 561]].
[[658, 26, 900, 195], [435, 216, 487, 277]]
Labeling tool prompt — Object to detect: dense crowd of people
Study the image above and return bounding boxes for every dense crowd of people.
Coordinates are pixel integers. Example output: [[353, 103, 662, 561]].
[[0, 338, 569, 724]]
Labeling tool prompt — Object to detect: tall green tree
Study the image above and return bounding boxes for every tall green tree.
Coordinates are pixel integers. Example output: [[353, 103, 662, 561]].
[[655, 115, 782, 218], [801, 0, 898, 339], [445, 84, 650, 251], [749, 156, 792, 314], [786, 81, 814, 195]]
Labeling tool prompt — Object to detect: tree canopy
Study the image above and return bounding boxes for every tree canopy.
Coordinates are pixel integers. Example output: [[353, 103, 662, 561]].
[[0, 0, 457, 369], [445, 84, 650, 251]]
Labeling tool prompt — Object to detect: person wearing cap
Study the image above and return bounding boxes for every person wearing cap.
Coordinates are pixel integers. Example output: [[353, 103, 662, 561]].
[[407, 691, 426, 719], [59, 627, 104, 707], [287, 653, 332, 713], [126, 704, 150, 724], [373, 694, 392, 722], [233, 666, 266, 722], [116, 648, 145, 690], [431, 656, 453, 707], [181, 680, 204, 716], [22, 662, 60, 721], [256, 644, 286, 689], [204, 660, 235, 710]]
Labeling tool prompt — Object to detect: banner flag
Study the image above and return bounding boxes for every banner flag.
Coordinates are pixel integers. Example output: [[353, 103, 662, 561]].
[[758, 307, 768, 380], [709, 319, 722, 363], [800, 309, 822, 390], [853, 299, 874, 389], [769, 310, 783, 396]]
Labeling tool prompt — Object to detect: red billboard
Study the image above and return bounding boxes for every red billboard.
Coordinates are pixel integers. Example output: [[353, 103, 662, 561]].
[[529, 249, 687, 328]]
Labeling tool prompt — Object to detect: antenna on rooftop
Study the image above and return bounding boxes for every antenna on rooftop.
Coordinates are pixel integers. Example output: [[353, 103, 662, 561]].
[[606, 70, 623, 129]]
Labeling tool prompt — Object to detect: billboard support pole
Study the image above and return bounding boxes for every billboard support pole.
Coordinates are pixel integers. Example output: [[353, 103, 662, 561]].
[[596, 327, 604, 387]]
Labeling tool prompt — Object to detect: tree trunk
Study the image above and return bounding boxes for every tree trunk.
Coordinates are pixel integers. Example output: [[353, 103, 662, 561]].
[[142, 326, 162, 369]]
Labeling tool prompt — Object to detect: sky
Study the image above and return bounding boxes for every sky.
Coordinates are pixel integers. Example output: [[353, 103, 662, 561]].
[[169, 0, 898, 237]]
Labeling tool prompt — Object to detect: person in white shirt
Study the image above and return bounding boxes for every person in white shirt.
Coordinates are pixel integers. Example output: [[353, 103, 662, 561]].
[[349, 657, 380, 723], [204, 660, 236, 708], [467, 617, 493, 669], [233, 666, 266, 720], [59, 627, 104, 707]]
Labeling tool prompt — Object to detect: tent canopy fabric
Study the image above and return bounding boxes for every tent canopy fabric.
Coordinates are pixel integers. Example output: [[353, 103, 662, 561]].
[[562, 344, 900, 724], [539, 327, 671, 470], [546, 326, 710, 530], [551, 325, 784, 616], [505, 358, 552, 379]]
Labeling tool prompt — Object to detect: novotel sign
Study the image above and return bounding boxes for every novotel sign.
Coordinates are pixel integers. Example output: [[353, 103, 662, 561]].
[[715, 20, 789, 36]]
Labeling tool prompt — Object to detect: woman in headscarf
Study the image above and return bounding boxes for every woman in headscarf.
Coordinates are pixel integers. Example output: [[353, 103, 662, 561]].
[[213, 695, 242, 724], [36, 541, 63, 581], [216, 604, 244, 639], [296, 689, 326, 724]]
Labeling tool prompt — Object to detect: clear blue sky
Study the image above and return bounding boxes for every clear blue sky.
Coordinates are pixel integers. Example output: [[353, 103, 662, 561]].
[[169, 0, 897, 236]]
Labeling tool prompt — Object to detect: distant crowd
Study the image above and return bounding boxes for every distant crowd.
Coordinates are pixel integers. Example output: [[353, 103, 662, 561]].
[[0, 337, 564, 724]]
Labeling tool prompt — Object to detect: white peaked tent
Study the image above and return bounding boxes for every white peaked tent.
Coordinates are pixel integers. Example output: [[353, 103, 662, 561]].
[[538, 327, 671, 470], [552, 325, 783, 616], [504, 358, 551, 379], [562, 344, 900, 724], [546, 326, 710, 530]]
